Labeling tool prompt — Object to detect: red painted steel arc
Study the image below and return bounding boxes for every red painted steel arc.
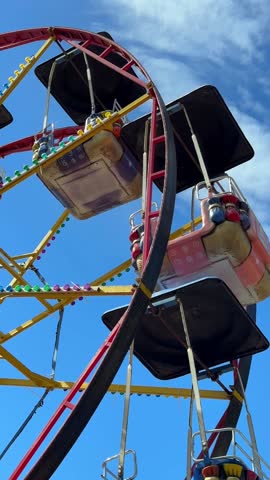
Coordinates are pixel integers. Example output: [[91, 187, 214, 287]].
[[0, 127, 80, 157], [0, 28, 113, 51], [0, 27, 151, 98], [0, 28, 52, 50], [142, 97, 158, 266], [0, 27, 146, 83]]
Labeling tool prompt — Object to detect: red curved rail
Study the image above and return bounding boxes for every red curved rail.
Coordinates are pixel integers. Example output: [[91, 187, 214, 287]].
[[0, 27, 147, 89], [0, 127, 80, 157]]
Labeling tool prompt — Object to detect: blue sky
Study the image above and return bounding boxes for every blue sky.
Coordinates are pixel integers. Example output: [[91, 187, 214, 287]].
[[0, 1, 270, 478]]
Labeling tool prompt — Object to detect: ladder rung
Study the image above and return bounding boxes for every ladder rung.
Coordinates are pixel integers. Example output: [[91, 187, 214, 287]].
[[153, 135, 165, 144], [99, 45, 114, 59], [149, 211, 160, 219], [121, 59, 135, 71], [151, 170, 165, 181], [81, 39, 92, 49], [64, 401, 75, 410]]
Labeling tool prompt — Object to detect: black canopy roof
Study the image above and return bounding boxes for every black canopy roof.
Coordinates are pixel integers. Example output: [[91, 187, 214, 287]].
[[102, 277, 268, 380], [122, 85, 254, 193], [35, 33, 145, 126]]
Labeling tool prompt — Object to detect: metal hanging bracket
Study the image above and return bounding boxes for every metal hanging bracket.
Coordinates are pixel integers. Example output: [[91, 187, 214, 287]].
[[101, 449, 138, 480]]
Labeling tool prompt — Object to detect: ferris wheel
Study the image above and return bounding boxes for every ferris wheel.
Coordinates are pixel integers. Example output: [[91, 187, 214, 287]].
[[0, 27, 268, 480]]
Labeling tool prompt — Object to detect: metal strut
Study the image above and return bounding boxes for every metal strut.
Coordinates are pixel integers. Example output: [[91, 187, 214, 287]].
[[186, 391, 194, 480], [118, 342, 135, 480], [177, 298, 209, 462], [102, 342, 137, 480], [42, 61, 56, 133], [180, 104, 211, 191], [83, 52, 96, 116]]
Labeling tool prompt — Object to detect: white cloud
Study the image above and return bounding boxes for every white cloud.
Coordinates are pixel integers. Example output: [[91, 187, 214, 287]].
[[93, 0, 270, 228], [132, 53, 202, 102], [235, 87, 267, 116], [101, 0, 270, 64]]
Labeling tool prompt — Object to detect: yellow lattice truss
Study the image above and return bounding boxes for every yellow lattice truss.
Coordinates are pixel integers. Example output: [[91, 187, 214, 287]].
[[0, 209, 205, 398]]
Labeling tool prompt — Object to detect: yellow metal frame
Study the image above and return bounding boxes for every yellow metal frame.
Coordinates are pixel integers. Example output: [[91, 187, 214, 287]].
[[0, 36, 55, 107], [0, 211, 213, 408], [0, 205, 223, 407], [0, 93, 151, 195], [0, 377, 230, 400]]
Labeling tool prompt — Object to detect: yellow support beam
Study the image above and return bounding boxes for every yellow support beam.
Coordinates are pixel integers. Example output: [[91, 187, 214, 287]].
[[0, 285, 133, 300], [10, 209, 70, 286], [0, 378, 230, 400], [6, 211, 70, 314], [232, 388, 243, 403], [0, 36, 55, 106], [0, 93, 151, 195], [0, 297, 70, 344], [0, 212, 74, 344], [0, 249, 52, 310], [0, 346, 55, 388], [11, 253, 35, 261], [109, 384, 230, 400], [0, 377, 59, 390]]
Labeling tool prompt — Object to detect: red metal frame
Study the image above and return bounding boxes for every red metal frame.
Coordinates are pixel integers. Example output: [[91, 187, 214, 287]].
[[142, 99, 167, 267], [62, 38, 147, 89], [0, 27, 149, 90]]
